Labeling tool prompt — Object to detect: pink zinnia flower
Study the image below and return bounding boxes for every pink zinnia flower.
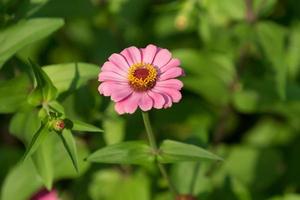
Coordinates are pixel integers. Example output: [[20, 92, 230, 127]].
[[98, 44, 184, 114], [31, 189, 59, 200]]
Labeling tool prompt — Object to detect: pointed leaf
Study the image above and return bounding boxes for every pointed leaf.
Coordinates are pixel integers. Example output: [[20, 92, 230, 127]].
[[27, 88, 44, 106], [31, 138, 54, 190], [87, 141, 154, 165], [158, 140, 223, 163], [43, 62, 99, 94], [59, 129, 78, 172], [6, 110, 91, 195], [0, 18, 64, 68], [48, 101, 65, 115], [0, 75, 31, 113], [1, 159, 43, 200], [72, 120, 103, 133], [256, 21, 287, 99], [22, 123, 48, 162], [27, 60, 58, 105]]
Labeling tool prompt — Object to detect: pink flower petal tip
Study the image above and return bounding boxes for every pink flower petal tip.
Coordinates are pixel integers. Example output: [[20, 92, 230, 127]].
[[98, 44, 184, 114]]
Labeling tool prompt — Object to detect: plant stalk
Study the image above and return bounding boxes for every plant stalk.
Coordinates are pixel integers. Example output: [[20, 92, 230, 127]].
[[141, 112, 178, 196]]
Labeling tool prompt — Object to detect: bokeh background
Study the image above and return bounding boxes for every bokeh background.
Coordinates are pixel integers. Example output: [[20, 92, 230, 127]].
[[1, 0, 300, 199]]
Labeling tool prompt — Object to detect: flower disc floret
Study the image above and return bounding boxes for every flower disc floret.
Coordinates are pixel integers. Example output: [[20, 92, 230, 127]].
[[128, 63, 158, 92]]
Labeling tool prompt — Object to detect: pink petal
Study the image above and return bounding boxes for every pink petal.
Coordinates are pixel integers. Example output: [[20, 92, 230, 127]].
[[152, 48, 172, 68], [115, 93, 143, 114], [108, 53, 130, 70], [151, 89, 173, 108], [115, 101, 126, 114], [160, 58, 181, 72], [162, 93, 173, 108], [138, 93, 153, 111], [148, 91, 165, 109], [98, 83, 110, 96], [98, 71, 127, 82], [159, 67, 184, 81], [101, 61, 127, 77], [121, 47, 142, 66], [39, 192, 58, 200], [142, 44, 157, 64], [155, 87, 182, 103], [110, 85, 133, 102], [156, 79, 184, 90], [31, 189, 59, 200], [98, 82, 128, 96]]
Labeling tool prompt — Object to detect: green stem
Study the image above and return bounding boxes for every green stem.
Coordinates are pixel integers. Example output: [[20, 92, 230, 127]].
[[141, 112, 178, 196], [142, 112, 157, 149], [189, 162, 200, 194], [42, 102, 51, 116]]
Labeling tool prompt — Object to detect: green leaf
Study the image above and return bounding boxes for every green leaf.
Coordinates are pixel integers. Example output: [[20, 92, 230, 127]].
[[201, 0, 245, 25], [87, 141, 155, 165], [256, 21, 287, 99], [72, 120, 103, 133], [0, 75, 31, 113], [103, 103, 125, 145], [22, 122, 48, 162], [171, 162, 212, 195], [158, 140, 222, 163], [7, 110, 90, 190], [31, 138, 54, 190], [0, 18, 64, 68], [244, 118, 294, 147], [27, 60, 58, 105], [1, 137, 91, 200], [269, 194, 300, 200], [89, 170, 151, 200], [43, 62, 99, 94], [9, 110, 40, 144], [1, 159, 43, 200], [48, 101, 65, 115], [103, 116, 125, 145], [59, 129, 79, 172], [172, 49, 234, 105], [233, 90, 259, 113], [253, 0, 277, 17], [286, 23, 300, 79], [224, 146, 282, 190]]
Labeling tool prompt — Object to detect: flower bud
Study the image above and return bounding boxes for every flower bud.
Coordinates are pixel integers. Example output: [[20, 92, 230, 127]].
[[53, 119, 65, 132], [175, 15, 188, 31]]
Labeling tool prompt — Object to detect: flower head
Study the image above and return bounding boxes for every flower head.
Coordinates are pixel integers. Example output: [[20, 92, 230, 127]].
[[98, 44, 184, 114]]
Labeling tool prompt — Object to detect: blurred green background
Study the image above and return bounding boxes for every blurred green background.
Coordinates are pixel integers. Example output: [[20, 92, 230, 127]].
[[1, 0, 300, 199]]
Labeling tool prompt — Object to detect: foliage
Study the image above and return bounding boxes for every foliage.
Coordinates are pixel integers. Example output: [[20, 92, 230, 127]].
[[1, 0, 300, 199]]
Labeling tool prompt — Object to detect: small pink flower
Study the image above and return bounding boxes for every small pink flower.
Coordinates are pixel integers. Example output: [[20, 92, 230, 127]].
[[98, 44, 184, 114], [31, 189, 59, 200]]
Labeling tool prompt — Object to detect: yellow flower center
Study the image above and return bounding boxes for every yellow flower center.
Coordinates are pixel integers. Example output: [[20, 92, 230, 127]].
[[128, 63, 158, 92]]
